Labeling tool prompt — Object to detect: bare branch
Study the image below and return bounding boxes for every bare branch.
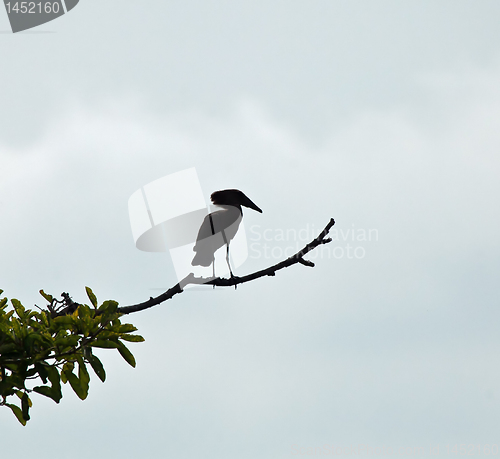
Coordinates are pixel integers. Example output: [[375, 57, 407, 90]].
[[117, 218, 335, 315], [50, 292, 80, 318]]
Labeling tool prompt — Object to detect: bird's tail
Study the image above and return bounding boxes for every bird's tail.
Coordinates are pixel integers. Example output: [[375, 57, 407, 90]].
[[191, 249, 214, 267]]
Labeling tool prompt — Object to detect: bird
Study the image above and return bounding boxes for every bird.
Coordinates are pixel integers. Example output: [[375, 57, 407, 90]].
[[192, 189, 262, 278]]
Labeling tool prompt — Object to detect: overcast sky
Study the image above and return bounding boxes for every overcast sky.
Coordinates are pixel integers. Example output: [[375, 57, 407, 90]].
[[1, 1, 500, 458]]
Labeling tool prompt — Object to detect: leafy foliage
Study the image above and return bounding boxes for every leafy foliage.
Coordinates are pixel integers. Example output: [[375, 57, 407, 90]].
[[0, 288, 144, 425]]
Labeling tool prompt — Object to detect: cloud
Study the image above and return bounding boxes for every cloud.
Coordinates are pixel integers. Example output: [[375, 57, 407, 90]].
[[1, 63, 500, 455]]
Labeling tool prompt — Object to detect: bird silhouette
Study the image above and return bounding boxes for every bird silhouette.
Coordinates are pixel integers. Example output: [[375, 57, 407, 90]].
[[192, 189, 262, 278]]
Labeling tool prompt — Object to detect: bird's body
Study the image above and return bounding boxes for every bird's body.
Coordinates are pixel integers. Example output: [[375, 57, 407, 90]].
[[191, 205, 242, 267], [192, 189, 262, 277]]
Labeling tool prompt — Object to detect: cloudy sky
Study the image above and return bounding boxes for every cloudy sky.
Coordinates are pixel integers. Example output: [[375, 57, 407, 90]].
[[1, 1, 500, 457]]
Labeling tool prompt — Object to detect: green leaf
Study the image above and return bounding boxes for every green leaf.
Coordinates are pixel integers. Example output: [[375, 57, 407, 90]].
[[96, 331, 119, 340], [45, 365, 62, 403], [53, 316, 74, 326], [98, 300, 118, 315], [35, 363, 48, 384], [77, 304, 92, 323], [66, 371, 87, 400], [39, 290, 54, 303], [21, 392, 30, 421], [54, 335, 80, 348], [88, 354, 106, 382], [24, 332, 44, 351], [11, 299, 25, 320], [6, 403, 26, 426], [77, 357, 90, 394], [117, 342, 136, 368], [15, 391, 32, 409], [90, 340, 119, 349], [39, 310, 50, 327], [117, 324, 137, 333], [85, 287, 98, 308], [61, 362, 74, 384], [119, 334, 145, 343], [32, 385, 61, 403], [0, 343, 18, 354]]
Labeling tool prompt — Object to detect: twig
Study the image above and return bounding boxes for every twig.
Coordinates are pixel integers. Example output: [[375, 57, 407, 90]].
[[50, 292, 80, 318]]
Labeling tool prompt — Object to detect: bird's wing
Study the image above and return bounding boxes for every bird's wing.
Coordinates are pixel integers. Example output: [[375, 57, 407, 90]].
[[192, 212, 225, 267], [192, 208, 242, 250], [191, 207, 243, 267], [193, 213, 216, 249]]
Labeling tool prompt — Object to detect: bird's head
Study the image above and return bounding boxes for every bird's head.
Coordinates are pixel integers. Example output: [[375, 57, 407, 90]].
[[210, 189, 263, 213]]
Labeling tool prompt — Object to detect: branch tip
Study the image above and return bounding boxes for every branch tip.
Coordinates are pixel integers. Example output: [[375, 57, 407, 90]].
[[298, 258, 315, 267]]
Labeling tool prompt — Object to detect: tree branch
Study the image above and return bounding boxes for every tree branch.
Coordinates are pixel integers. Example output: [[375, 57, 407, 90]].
[[117, 218, 335, 315]]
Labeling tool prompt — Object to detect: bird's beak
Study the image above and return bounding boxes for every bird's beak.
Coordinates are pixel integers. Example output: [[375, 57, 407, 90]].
[[243, 196, 263, 213]]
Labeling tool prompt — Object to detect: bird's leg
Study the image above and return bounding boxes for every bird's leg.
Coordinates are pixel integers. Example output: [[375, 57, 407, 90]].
[[221, 230, 237, 289], [225, 243, 237, 290], [225, 243, 234, 277], [212, 257, 215, 289]]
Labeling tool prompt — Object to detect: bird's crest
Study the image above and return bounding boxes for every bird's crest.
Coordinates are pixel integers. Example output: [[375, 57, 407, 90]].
[[210, 189, 240, 205]]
